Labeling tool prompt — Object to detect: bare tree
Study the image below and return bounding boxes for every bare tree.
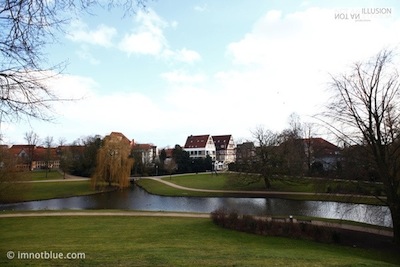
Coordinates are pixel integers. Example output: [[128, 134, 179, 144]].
[[43, 135, 54, 178], [24, 131, 39, 170], [252, 126, 280, 188], [279, 113, 305, 176], [0, 0, 149, 123], [323, 49, 400, 244], [302, 122, 316, 174], [164, 159, 177, 179]]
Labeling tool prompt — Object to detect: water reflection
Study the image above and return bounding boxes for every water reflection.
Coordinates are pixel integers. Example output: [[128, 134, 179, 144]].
[[0, 185, 392, 227]]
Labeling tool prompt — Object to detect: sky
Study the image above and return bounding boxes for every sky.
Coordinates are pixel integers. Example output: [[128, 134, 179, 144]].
[[3, 0, 400, 148]]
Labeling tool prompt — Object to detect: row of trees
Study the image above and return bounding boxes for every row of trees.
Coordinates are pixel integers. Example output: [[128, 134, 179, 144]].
[[229, 114, 316, 189]]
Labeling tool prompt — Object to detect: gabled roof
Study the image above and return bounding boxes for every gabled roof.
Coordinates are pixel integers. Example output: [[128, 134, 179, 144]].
[[184, 135, 210, 148], [132, 143, 155, 150], [212, 135, 232, 151], [108, 132, 131, 145], [9, 145, 35, 157], [302, 138, 339, 157]]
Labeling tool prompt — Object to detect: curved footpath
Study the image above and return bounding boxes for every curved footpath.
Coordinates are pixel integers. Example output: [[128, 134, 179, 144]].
[[142, 176, 379, 199]]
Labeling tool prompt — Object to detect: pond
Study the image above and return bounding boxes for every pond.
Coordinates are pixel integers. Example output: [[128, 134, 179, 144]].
[[0, 185, 392, 227]]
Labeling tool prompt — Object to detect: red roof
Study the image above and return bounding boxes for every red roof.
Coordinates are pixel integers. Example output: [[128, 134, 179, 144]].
[[108, 132, 131, 145], [9, 145, 35, 157], [132, 143, 154, 150], [302, 138, 339, 156], [184, 135, 210, 148], [32, 147, 59, 161], [212, 135, 232, 151]]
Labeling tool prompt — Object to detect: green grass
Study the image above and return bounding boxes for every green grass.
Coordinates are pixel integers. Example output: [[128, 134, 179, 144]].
[[0, 215, 399, 266], [3, 181, 101, 203], [164, 173, 230, 189], [164, 173, 382, 194], [137, 174, 383, 204], [25, 170, 64, 181], [137, 179, 226, 197]]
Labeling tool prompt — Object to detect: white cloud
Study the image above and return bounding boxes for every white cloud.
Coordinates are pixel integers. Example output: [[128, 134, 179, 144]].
[[228, 7, 400, 69], [118, 9, 201, 63], [219, 7, 400, 134], [67, 21, 117, 47], [194, 4, 208, 12], [174, 48, 202, 63], [76, 46, 101, 65], [119, 31, 165, 55], [119, 10, 168, 56], [8, 73, 172, 144], [161, 70, 206, 83]]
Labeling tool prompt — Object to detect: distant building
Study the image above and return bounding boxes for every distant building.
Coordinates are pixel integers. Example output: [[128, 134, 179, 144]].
[[184, 135, 216, 161], [212, 135, 236, 170], [108, 132, 131, 146], [9, 145, 60, 171], [302, 138, 340, 171], [131, 140, 158, 166], [235, 142, 256, 164]]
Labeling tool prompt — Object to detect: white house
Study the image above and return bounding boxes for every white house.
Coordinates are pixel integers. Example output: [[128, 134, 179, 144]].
[[184, 135, 216, 161], [131, 140, 158, 166], [212, 135, 236, 170]]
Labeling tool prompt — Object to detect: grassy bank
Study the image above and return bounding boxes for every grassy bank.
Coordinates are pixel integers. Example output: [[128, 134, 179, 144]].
[[136, 174, 383, 204], [2, 181, 101, 203], [1, 214, 399, 266], [162, 173, 382, 195], [28, 170, 64, 181]]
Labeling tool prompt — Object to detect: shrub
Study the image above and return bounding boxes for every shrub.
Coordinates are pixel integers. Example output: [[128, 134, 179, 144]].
[[211, 210, 339, 244]]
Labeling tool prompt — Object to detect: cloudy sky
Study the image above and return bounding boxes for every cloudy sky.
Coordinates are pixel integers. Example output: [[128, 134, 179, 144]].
[[4, 0, 400, 147]]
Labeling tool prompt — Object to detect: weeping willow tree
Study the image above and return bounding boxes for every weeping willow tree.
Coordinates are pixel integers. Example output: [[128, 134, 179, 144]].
[[91, 133, 134, 189]]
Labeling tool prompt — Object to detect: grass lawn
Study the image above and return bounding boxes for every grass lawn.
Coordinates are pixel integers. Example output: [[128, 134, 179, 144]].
[[2, 181, 101, 203], [137, 174, 382, 204], [0, 215, 399, 266], [163, 173, 382, 194], [25, 170, 64, 181]]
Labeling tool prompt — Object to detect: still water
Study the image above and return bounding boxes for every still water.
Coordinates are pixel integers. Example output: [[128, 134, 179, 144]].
[[0, 185, 392, 227]]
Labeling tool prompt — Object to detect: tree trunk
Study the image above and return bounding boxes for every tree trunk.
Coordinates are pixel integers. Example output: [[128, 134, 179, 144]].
[[263, 176, 271, 189], [388, 200, 400, 245]]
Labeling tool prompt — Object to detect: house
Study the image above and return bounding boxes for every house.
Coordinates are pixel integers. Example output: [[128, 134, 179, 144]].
[[302, 138, 340, 171], [9, 144, 60, 171], [212, 135, 236, 170], [108, 132, 131, 146], [235, 142, 256, 164], [31, 146, 60, 170], [184, 135, 216, 161], [131, 140, 158, 166]]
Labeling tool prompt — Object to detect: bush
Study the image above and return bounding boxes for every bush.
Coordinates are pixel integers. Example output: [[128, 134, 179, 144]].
[[211, 209, 339, 244]]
